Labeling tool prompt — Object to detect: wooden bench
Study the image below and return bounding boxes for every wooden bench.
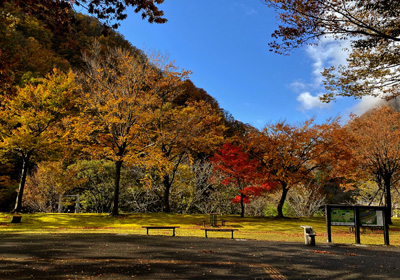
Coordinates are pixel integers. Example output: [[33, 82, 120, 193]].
[[202, 228, 238, 239], [142, 226, 180, 237]]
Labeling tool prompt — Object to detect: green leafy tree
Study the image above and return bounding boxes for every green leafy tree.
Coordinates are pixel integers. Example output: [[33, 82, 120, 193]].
[[74, 160, 116, 213]]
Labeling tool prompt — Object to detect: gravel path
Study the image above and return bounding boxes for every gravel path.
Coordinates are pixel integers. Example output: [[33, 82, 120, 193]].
[[1, 233, 400, 279]]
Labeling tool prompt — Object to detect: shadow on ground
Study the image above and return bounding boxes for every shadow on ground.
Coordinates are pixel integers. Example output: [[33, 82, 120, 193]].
[[1, 233, 400, 279]]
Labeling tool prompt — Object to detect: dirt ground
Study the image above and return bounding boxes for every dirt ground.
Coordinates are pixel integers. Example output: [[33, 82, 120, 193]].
[[1, 232, 400, 279]]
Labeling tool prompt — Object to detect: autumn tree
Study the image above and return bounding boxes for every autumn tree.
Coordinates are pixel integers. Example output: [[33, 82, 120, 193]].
[[24, 161, 81, 212], [264, 0, 400, 101], [211, 143, 274, 217], [146, 99, 225, 213], [230, 185, 274, 213], [75, 44, 153, 215], [174, 80, 220, 109], [0, 69, 78, 212], [172, 159, 215, 214], [250, 118, 352, 218], [348, 106, 400, 224], [133, 64, 226, 214], [74, 43, 194, 215], [286, 180, 326, 217]]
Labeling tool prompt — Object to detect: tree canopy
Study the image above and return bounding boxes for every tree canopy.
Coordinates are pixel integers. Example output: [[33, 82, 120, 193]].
[[0, 70, 78, 212], [249, 118, 352, 217], [264, 0, 400, 101], [348, 106, 400, 223], [211, 143, 274, 217]]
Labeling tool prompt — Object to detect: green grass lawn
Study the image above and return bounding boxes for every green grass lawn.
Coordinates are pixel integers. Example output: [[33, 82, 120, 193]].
[[1, 212, 400, 246]]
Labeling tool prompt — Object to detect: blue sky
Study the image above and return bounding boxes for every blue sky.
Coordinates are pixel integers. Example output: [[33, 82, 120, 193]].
[[116, 0, 381, 129]]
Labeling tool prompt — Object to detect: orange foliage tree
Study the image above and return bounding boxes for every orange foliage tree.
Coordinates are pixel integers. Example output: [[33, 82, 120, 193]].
[[73, 43, 191, 215], [348, 106, 400, 224], [0, 69, 78, 212], [250, 118, 352, 218]]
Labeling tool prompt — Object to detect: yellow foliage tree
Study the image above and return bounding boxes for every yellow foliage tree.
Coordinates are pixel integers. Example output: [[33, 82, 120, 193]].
[[24, 161, 81, 212], [0, 69, 78, 212], [146, 99, 226, 212]]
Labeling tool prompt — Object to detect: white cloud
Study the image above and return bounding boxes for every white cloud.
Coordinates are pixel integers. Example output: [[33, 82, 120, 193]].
[[305, 38, 351, 88], [294, 36, 386, 118], [350, 96, 384, 116], [297, 92, 330, 111], [294, 37, 351, 112], [290, 81, 307, 92]]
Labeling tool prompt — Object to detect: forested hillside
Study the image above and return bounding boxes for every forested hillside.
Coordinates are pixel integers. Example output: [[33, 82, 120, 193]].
[[0, 1, 235, 213]]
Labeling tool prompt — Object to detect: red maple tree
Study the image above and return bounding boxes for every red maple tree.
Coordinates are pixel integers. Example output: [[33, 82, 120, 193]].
[[211, 143, 275, 217]]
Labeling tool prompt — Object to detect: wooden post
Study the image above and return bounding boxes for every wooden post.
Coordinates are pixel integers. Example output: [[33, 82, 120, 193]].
[[326, 205, 332, 243], [383, 208, 390, 246], [354, 206, 361, 244]]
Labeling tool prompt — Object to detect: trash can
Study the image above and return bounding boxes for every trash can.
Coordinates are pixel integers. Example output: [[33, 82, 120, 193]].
[[300, 225, 316, 246]]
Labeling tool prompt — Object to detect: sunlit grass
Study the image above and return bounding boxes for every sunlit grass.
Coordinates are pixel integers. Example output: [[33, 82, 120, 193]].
[[1, 212, 399, 246]]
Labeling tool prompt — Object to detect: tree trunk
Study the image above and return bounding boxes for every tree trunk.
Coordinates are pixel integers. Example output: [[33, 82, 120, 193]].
[[277, 182, 289, 218], [240, 193, 245, 218], [13, 153, 31, 213], [384, 175, 393, 225], [112, 160, 123, 215], [162, 174, 171, 212]]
